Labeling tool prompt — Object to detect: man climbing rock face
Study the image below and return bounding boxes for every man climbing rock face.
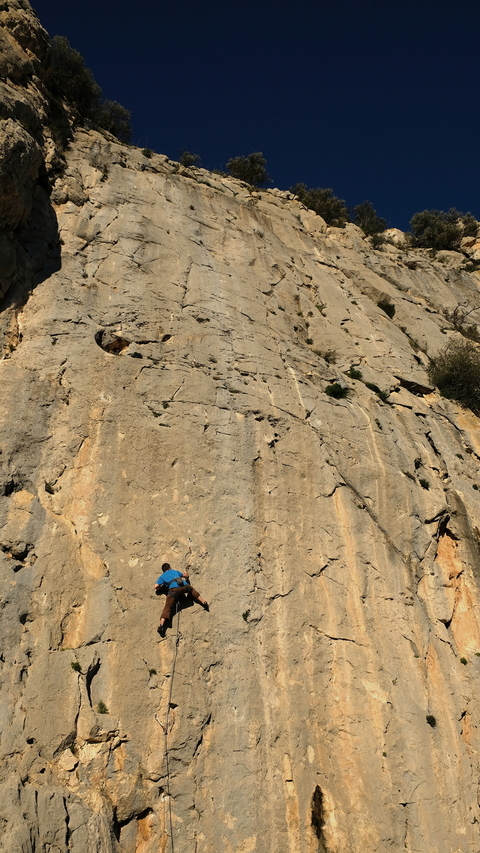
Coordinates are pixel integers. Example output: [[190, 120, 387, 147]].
[[155, 562, 209, 637]]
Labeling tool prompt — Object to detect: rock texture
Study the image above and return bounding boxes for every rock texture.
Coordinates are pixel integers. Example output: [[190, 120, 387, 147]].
[[2, 5, 480, 853]]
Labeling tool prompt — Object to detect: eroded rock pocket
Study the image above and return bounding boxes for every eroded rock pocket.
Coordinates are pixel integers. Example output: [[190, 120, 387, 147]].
[[95, 330, 130, 354]]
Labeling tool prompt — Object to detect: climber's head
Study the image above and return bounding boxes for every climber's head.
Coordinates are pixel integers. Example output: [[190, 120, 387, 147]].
[[161, 562, 171, 571]]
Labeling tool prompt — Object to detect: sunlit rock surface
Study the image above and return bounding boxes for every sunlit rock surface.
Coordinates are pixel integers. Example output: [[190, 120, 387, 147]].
[[2, 4, 480, 853]]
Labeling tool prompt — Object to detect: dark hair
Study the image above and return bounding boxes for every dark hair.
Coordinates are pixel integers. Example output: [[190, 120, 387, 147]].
[[161, 562, 171, 571]]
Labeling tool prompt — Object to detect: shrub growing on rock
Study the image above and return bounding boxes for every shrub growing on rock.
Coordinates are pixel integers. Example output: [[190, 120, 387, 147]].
[[226, 152, 270, 186], [180, 150, 202, 168], [443, 303, 480, 342], [96, 100, 131, 143], [410, 208, 478, 251], [51, 35, 101, 118], [353, 201, 386, 236], [325, 383, 349, 399], [290, 184, 349, 227], [428, 338, 480, 414], [50, 36, 132, 142]]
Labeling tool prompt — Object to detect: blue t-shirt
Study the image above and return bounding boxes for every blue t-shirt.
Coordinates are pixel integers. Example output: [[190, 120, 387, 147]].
[[156, 569, 187, 590]]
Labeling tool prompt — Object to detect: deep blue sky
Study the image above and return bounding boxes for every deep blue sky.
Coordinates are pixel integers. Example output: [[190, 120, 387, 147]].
[[32, 0, 479, 231]]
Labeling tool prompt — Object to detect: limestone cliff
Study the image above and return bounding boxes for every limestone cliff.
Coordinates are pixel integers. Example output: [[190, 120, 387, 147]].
[[2, 4, 480, 852]]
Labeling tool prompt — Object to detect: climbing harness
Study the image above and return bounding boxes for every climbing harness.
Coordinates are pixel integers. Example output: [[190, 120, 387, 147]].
[[155, 602, 183, 853]]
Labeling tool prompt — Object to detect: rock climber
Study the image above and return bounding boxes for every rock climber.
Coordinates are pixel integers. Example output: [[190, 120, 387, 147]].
[[155, 562, 209, 637]]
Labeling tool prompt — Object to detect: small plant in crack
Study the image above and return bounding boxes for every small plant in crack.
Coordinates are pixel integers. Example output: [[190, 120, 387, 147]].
[[419, 478, 430, 490], [319, 349, 337, 364], [242, 610, 250, 622], [346, 365, 362, 380], [315, 303, 326, 315], [325, 383, 349, 399], [426, 714, 437, 728], [70, 661, 82, 673], [364, 381, 390, 403], [97, 701, 109, 714], [460, 657, 468, 665], [149, 668, 157, 676]]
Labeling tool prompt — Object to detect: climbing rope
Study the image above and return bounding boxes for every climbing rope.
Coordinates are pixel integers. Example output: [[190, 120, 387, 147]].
[[155, 602, 182, 853]]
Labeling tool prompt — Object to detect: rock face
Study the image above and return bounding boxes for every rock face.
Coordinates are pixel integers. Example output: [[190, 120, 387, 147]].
[[2, 6, 480, 853]]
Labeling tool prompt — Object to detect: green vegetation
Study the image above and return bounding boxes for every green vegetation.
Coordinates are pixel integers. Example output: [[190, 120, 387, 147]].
[[142, 148, 153, 158], [427, 339, 480, 415], [353, 201, 386, 235], [364, 381, 390, 403], [346, 365, 363, 380], [325, 383, 349, 399], [291, 184, 349, 227], [443, 303, 480, 342], [50, 36, 131, 142], [96, 100, 131, 143], [226, 152, 270, 186], [180, 150, 202, 167], [460, 657, 468, 665], [70, 661, 82, 673], [377, 298, 395, 319], [316, 349, 337, 364], [370, 233, 385, 249], [97, 701, 109, 714], [410, 208, 477, 251], [51, 36, 101, 118]]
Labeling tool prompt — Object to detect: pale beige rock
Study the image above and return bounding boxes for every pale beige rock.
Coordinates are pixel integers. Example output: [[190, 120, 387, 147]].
[[2, 6, 480, 853], [383, 227, 406, 246]]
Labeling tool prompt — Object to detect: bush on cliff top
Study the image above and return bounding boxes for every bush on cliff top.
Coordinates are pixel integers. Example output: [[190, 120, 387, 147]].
[[353, 200, 386, 236], [291, 183, 349, 227], [226, 152, 270, 186], [410, 208, 478, 251], [50, 36, 132, 143]]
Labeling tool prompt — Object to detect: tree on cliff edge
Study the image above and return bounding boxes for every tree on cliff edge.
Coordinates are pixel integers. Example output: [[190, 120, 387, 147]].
[[410, 208, 478, 251], [226, 152, 270, 187], [50, 36, 131, 143], [290, 183, 349, 227]]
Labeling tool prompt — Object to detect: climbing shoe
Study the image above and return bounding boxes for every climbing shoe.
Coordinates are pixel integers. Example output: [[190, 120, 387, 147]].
[[157, 624, 166, 638], [203, 602, 209, 612]]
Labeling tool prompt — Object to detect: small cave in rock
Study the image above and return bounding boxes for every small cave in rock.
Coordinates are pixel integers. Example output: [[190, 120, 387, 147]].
[[2, 478, 22, 496], [311, 785, 328, 853], [95, 329, 130, 354]]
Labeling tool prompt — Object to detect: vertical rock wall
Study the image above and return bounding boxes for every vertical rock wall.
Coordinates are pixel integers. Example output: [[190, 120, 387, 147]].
[[1, 6, 480, 852]]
